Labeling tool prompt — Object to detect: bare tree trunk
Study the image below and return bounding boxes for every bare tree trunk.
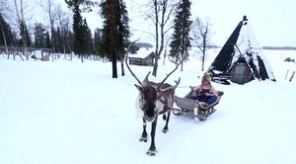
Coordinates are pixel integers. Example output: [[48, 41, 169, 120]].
[[192, 17, 213, 71], [108, 0, 117, 78], [150, 0, 175, 77], [20, 0, 28, 60], [163, 49, 166, 65], [40, 0, 56, 52], [121, 59, 125, 76], [201, 38, 206, 71], [152, 0, 159, 77], [81, 55, 84, 63], [12, 0, 29, 60]]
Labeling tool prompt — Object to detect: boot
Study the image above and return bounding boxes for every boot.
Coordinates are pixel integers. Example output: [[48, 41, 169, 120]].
[[198, 102, 209, 109]]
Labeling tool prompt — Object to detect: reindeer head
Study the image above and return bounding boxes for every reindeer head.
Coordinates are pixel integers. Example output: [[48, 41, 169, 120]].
[[125, 44, 185, 122], [135, 84, 158, 122], [134, 72, 181, 122]]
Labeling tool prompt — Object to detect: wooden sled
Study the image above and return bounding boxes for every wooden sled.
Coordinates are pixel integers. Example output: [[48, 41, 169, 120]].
[[173, 90, 224, 121]]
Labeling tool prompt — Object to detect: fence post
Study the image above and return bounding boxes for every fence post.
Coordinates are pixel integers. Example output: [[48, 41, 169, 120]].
[[289, 71, 295, 82], [285, 69, 289, 80]]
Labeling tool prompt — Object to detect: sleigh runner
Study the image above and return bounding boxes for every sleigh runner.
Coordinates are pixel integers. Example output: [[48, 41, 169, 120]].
[[173, 91, 224, 121]]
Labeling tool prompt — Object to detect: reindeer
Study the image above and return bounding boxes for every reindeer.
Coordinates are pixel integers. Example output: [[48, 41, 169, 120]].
[[125, 51, 185, 156]]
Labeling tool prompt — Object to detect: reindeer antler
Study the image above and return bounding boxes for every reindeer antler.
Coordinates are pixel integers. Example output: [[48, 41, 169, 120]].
[[142, 71, 151, 84], [159, 78, 181, 92], [125, 40, 142, 85], [157, 55, 188, 90]]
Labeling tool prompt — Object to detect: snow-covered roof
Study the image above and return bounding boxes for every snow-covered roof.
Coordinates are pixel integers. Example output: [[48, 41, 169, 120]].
[[129, 48, 154, 59]]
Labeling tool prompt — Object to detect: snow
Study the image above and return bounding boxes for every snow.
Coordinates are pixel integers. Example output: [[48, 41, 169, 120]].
[[129, 47, 154, 58], [1, 50, 296, 164]]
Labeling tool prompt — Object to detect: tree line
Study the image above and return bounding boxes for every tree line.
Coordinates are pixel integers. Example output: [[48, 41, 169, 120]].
[[0, 0, 213, 78]]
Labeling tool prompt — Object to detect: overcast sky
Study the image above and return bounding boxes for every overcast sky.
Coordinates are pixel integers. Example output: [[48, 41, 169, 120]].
[[52, 0, 295, 47], [190, 0, 295, 47]]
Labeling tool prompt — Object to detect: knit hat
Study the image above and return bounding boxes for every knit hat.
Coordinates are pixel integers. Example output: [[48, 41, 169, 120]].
[[202, 73, 211, 83]]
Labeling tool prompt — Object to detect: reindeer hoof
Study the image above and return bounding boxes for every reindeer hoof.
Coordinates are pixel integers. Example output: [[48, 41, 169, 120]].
[[162, 128, 168, 133], [146, 149, 157, 156], [139, 137, 148, 142]]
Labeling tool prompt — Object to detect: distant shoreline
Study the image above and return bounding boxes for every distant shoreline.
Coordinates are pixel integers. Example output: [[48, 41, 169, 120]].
[[206, 45, 296, 51], [262, 46, 296, 50]]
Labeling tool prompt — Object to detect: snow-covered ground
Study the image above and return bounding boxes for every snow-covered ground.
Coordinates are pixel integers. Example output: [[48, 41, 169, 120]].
[[0, 49, 296, 164]]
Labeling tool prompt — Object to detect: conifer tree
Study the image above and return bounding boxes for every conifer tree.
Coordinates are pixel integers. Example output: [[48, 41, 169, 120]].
[[0, 13, 14, 52], [45, 32, 51, 49], [34, 23, 47, 48], [65, 0, 96, 62], [19, 21, 31, 48], [169, 0, 192, 71], [116, 0, 130, 76], [93, 28, 103, 57], [56, 28, 62, 52], [99, 0, 130, 78], [82, 18, 92, 55]]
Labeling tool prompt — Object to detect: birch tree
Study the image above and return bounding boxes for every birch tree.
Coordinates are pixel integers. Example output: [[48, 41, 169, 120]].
[[56, 5, 73, 57], [40, 0, 58, 51], [0, 0, 9, 54], [145, 0, 177, 76], [7, 0, 32, 60], [192, 17, 213, 71]]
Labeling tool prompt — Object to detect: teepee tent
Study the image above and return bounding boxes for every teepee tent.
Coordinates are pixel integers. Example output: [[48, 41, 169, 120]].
[[208, 16, 276, 84]]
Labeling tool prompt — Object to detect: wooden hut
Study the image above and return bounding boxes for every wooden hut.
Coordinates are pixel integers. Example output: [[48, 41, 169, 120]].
[[128, 48, 155, 66]]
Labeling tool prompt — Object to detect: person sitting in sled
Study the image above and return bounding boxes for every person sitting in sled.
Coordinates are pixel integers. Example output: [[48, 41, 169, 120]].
[[187, 74, 219, 109]]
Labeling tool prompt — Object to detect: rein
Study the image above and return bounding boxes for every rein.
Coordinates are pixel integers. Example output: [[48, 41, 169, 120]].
[[176, 85, 190, 88], [156, 91, 164, 100]]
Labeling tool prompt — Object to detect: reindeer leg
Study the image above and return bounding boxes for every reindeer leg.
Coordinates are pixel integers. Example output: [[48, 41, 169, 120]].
[[162, 110, 170, 133], [139, 117, 148, 142], [147, 117, 158, 156]]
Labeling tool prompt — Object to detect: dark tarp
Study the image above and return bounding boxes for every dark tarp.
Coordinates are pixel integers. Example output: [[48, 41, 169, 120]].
[[210, 16, 247, 73]]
